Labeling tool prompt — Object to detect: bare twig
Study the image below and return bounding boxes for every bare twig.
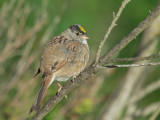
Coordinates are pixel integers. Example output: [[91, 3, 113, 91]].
[[31, 2, 160, 120], [99, 1, 160, 65], [103, 62, 160, 68], [107, 53, 160, 63], [95, 0, 131, 64]]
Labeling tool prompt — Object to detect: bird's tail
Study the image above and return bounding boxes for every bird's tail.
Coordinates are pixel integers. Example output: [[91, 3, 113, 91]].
[[29, 75, 54, 114], [29, 83, 47, 114]]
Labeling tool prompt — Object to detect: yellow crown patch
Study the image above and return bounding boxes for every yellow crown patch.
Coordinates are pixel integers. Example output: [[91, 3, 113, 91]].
[[79, 26, 86, 33]]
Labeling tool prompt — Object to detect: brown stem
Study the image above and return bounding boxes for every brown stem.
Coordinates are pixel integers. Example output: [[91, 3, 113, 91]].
[[107, 53, 160, 63]]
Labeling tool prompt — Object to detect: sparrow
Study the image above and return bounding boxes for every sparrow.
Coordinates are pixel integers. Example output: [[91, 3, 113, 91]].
[[29, 24, 90, 114]]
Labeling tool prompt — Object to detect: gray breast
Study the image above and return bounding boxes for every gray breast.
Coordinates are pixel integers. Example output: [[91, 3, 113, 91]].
[[56, 76, 70, 82]]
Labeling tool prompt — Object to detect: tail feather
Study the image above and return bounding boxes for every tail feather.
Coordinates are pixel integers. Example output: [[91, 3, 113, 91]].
[[29, 74, 55, 114], [29, 84, 47, 114]]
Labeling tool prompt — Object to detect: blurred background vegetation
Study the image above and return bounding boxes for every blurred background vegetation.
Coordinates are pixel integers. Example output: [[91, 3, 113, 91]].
[[0, 0, 160, 120]]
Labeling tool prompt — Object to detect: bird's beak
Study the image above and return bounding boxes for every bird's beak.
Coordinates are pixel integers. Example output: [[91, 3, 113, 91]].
[[82, 34, 90, 40]]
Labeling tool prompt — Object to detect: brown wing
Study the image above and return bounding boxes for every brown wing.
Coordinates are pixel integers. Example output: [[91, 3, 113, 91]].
[[39, 35, 85, 78]]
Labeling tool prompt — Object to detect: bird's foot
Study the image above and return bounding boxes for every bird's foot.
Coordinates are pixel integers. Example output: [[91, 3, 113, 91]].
[[57, 82, 62, 93]]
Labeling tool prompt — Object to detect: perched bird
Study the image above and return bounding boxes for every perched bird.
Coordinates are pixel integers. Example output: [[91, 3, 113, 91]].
[[29, 24, 90, 114]]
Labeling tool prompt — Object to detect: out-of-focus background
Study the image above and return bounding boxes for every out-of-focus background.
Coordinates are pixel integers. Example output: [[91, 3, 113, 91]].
[[0, 0, 160, 120]]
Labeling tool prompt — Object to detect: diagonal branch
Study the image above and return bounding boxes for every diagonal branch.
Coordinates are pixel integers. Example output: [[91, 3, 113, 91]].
[[107, 53, 160, 63], [31, 1, 160, 120], [95, 0, 131, 64]]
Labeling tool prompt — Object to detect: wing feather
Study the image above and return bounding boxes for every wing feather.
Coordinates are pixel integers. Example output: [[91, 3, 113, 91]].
[[39, 35, 82, 77]]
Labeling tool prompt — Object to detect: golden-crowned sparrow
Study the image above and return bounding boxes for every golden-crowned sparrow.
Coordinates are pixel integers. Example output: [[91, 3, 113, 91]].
[[29, 24, 90, 113]]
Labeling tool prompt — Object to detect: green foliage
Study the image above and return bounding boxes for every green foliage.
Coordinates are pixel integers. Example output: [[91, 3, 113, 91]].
[[74, 98, 93, 115]]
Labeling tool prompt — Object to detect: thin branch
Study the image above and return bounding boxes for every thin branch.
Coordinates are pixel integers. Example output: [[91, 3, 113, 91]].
[[103, 62, 160, 68], [31, 2, 160, 120], [99, 1, 160, 65], [107, 53, 160, 63], [95, 0, 131, 64]]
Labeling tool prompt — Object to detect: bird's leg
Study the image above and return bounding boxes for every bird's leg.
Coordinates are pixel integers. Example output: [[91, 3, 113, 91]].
[[56, 82, 67, 99], [57, 82, 62, 92]]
